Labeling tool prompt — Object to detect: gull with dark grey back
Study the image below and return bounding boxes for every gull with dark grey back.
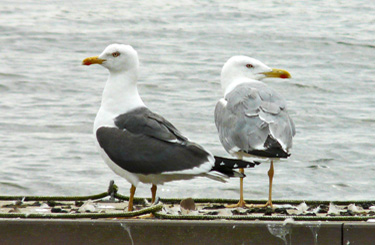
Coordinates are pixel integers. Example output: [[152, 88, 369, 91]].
[[83, 44, 259, 211]]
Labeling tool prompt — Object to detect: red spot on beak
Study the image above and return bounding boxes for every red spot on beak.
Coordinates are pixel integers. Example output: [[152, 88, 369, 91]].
[[280, 74, 289, 79]]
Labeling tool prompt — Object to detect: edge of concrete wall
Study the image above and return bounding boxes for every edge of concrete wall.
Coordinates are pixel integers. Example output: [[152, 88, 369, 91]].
[[0, 219, 358, 245]]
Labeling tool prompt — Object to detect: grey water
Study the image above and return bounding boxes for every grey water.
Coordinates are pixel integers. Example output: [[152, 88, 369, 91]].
[[1, 0, 374, 201]]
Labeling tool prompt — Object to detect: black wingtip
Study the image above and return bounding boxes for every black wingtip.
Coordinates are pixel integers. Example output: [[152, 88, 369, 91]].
[[214, 156, 261, 169], [211, 156, 258, 178], [245, 135, 290, 158]]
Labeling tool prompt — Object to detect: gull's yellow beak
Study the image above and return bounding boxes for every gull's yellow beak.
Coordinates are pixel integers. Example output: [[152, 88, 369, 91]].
[[82, 56, 106, 66], [262, 68, 291, 79]]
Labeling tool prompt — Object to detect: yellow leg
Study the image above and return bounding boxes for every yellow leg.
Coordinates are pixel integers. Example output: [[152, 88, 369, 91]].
[[266, 160, 274, 208], [151, 184, 157, 204], [226, 168, 251, 208], [254, 160, 274, 208], [128, 185, 136, 211]]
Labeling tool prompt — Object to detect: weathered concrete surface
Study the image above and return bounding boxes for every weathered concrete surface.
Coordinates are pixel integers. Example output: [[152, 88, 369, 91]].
[[343, 223, 375, 244], [0, 219, 348, 245]]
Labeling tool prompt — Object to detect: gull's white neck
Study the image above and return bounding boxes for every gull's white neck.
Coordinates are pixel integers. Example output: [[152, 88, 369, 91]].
[[94, 68, 145, 131], [221, 64, 266, 96]]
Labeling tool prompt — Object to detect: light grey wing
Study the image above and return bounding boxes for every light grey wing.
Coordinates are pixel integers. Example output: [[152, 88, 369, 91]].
[[215, 85, 269, 154], [252, 83, 295, 151], [215, 98, 239, 153], [215, 82, 295, 155]]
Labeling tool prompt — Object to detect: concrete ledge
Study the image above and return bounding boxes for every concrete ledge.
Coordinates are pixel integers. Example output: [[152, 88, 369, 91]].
[[0, 219, 349, 245]]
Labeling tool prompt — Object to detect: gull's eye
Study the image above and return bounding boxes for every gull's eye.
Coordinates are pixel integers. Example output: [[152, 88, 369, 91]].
[[246, 64, 254, 68], [112, 51, 120, 57]]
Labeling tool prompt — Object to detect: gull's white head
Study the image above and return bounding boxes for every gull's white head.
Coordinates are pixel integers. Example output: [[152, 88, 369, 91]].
[[82, 44, 139, 73], [220, 55, 291, 92]]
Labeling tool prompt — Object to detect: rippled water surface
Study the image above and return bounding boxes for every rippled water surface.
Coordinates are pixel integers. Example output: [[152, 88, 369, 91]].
[[1, 0, 374, 200]]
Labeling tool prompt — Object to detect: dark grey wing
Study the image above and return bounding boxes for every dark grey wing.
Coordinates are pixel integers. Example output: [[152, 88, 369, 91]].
[[96, 127, 210, 174], [215, 82, 295, 158], [97, 107, 212, 174], [114, 107, 188, 143]]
